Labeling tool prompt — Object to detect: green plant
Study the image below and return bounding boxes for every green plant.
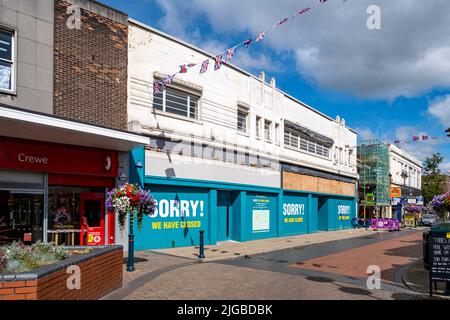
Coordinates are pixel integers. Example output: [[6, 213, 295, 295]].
[[0, 241, 73, 274]]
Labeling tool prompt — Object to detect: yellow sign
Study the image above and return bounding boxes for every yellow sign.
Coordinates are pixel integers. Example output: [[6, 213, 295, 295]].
[[447, 233, 450, 239], [390, 187, 402, 198]]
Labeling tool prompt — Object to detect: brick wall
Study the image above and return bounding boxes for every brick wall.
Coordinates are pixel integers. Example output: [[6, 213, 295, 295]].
[[53, 0, 128, 131], [0, 247, 123, 300]]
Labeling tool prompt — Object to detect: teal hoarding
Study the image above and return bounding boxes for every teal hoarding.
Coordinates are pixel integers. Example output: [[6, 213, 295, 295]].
[[134, 185, 210, 250], [245, 193, 278, 241], [282, 193, 309, 236], [331, 198, 355, 230]]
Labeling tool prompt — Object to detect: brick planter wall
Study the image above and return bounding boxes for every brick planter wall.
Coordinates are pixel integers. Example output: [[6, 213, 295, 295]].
[[0, 246, 123, 300]]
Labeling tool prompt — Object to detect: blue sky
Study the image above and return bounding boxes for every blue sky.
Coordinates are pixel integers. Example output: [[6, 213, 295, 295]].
[[101, 0, 450, 172]]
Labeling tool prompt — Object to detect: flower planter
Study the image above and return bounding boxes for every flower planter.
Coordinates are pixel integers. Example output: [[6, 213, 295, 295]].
[[0, 245, 123, 300]]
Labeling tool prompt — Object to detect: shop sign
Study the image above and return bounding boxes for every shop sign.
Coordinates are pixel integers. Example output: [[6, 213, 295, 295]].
[[283, 203, 305, 224], [390, 187, 402, 198], [87, 232, 103, 246], [149, 199, 205, 230], [416, 196, 424, 205], [0, 138, 117, 177], [338, 204, 352, 221]]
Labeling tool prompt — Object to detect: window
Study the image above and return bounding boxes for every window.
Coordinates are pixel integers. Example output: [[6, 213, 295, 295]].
[[0, 28, 14, 92], [284, 127, 331, 158], [237, 108, 248, 134], [256, 116, 262, 138], [153, 86, 199, 119], [264, 120, 271, 142]]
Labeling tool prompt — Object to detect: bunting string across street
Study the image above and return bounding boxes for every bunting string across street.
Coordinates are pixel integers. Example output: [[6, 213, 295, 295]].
[[151, 0, 348, 95], [391, 135, 449, 146]]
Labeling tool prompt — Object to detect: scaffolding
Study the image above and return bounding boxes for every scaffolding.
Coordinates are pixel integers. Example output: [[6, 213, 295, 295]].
[[357, 140, 391, 218]]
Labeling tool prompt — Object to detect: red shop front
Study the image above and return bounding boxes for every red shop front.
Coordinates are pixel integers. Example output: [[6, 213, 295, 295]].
[[0, 136, 118, 246]]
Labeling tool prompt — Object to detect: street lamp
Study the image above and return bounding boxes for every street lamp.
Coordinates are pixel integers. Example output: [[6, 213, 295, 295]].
[[401, 170, 409, 187]]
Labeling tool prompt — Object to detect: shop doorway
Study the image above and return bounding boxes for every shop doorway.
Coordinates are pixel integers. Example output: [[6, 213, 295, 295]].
[[217, 191, 234, 242], [318, 197, 329, 231], [80, 193, 105, 246]]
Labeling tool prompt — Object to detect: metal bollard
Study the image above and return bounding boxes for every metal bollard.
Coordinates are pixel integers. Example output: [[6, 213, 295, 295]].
[[198, 230, 206, 259]]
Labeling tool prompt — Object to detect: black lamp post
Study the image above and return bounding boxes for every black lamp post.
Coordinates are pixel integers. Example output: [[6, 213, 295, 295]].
[[127, 212, 135, 272]]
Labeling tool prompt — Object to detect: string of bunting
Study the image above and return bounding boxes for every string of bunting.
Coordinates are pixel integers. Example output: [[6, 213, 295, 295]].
[[152, 0, 348, 95], [391, 135, 449, 146]]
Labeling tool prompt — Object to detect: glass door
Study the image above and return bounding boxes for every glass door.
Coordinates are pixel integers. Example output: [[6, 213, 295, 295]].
[[80, 193, 105, 246]]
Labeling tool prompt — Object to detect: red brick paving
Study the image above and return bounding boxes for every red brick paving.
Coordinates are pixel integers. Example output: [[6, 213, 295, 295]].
[[290, 232, 423, 282]]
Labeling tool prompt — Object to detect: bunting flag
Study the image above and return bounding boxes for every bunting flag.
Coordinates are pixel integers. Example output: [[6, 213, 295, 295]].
[[214, 54, 223, 71], [179, 65, 188, 74], [297, 7, 312, 15], [226, 47, 235, 62], [255, 31, 267, 42], [153, 81, 161, 95], [274, 18, 289, 28], [163, 74, 175, 85], [200, 59, 210, 74], [244, 39, 253, 48]]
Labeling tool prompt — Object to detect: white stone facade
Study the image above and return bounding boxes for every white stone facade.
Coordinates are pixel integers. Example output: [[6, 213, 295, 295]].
[[389, 144, 422, 190], [128, 19, 358, 186]]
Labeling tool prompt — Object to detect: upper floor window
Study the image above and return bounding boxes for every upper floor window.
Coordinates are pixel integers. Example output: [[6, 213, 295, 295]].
[[0, 28, 14, 93], [237, 107, 249, 134], [153, 86, 199, 119], [264, 120, 272, 142], [284, 127, 330, 158]]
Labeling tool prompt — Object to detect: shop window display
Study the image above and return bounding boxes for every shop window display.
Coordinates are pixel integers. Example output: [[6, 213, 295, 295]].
[[0, 192, 44, 245], [48, 187, 104, 246]]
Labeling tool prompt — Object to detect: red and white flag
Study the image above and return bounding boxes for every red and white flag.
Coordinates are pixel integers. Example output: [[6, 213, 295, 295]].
[[255, 31, 267, 42]]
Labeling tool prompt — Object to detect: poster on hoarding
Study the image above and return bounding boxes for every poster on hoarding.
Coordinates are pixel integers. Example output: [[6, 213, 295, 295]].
[[253, 210, 270, 233], [252, 197, 271, 233]]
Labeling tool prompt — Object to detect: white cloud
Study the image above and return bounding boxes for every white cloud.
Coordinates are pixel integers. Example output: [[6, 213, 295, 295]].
[[233, 51, 280, 73], [153, 0, 450, 100], [428, 95, 450, 128], [355, 127, 375, 141], [441, 162, 450, 175]]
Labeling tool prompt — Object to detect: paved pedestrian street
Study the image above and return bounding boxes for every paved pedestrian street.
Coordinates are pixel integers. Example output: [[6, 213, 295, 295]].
[[104, 229, 440, 300], [291, 232, 422, 283]]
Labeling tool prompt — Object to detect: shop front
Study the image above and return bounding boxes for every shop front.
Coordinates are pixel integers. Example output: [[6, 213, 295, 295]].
[[0, 137, 118, 246], [131, 177, 356, 251]]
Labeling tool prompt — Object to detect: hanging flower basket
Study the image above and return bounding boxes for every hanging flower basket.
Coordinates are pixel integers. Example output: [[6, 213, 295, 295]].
[[430, 192, 450, 219], [106, 183, 156, 231]]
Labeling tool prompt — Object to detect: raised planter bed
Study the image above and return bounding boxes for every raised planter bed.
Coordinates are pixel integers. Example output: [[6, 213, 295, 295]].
[[0, 245, 123, 300]]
